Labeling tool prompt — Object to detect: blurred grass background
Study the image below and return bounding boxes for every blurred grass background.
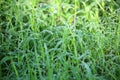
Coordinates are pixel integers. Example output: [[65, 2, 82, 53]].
[[0, 0, 120, 80]]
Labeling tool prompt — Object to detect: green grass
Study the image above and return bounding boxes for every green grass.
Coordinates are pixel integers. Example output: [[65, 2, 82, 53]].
[[0, 0, 120, 80]]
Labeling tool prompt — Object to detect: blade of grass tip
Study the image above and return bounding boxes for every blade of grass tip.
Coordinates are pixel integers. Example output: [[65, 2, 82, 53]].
[[11, 56, 19, 79], [56, 0, 61, 17], [69, 29, 78, 62], [67, 26, 78, 61], [74, 0, 77, 29], [82, 62, 93, 80], [116, 12, 120, 56], [96, 0, 105, 12], [25, 53, 32, 80], [108, 72, 117, 80], [33, 40, 43, 79], [44, 43, 53, 80], [0, 56, 12, 64]]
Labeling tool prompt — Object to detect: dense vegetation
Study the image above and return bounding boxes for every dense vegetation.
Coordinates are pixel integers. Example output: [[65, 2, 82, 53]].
[[0, 0, 120, 80]]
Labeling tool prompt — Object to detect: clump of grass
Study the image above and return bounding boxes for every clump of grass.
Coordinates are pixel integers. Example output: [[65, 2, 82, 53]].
[[0, 0, 120, 80]]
